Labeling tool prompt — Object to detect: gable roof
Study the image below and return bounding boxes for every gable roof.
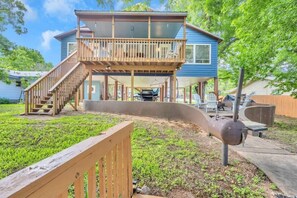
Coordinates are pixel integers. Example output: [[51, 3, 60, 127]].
[[54, 27, 92, 41], [186, 23, 223, 43]]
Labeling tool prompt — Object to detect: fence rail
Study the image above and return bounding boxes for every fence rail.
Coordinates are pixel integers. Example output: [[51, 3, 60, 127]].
[[0, 121, 134, 198], [77, 38, 186, 63], [252, 95, 297, 118]]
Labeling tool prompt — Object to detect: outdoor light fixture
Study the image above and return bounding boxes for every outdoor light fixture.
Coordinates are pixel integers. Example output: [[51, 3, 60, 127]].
[[105, 65, 111, 70]]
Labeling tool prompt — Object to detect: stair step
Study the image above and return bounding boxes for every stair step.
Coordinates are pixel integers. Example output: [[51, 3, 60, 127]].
[[28, 112, 52, 116], [35, 104, 44, 108], [47, 104, 53, 108], [43, 108, 51, 113], [47, 93, 53, 97], [44, 96, 51, 100]]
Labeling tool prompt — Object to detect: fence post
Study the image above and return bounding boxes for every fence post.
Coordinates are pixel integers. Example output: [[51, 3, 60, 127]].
[[25, 91, 29, 115], [53, 92, 57, 116]]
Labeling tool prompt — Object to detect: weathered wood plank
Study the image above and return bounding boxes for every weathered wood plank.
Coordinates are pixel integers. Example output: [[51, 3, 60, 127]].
[[87, 165, 96, 198], [0, 121, 133, 198]]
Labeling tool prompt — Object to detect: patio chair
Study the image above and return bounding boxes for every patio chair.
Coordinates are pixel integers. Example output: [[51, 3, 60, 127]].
[[193, 94, 206, 109], [241, 91, 255, 108], [205, 93, 218, 113], [166, 43, 182, 58]]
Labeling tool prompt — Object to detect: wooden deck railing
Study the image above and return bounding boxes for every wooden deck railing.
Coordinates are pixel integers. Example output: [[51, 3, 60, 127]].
[[77, 38, 186, 63], [49, 63, 88, 115], [24, 51, 77, 115], [0, 121, 134, 198]]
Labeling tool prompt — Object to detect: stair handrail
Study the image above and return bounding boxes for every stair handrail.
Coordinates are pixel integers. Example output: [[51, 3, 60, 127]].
[[49, 62, 83, 93], [24, 50, 77, 92]]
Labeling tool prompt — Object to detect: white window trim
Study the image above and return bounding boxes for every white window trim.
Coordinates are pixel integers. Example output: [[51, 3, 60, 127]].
[[186, 44, 211, 65], [67, 42, 77, 56]]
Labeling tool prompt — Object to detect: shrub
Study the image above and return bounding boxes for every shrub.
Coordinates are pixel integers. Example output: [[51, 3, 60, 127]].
[[0, 98, 10, 104]]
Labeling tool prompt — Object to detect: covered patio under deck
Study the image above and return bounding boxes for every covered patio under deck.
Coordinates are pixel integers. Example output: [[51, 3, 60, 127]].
[[83, 71, 215, 106]]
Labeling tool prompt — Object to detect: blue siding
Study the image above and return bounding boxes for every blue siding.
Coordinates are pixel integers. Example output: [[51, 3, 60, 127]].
[[176, 27, 218, 77], [58, 26, 219, 78], [84, 81, 101, 101], [60, 34, 76, 60]]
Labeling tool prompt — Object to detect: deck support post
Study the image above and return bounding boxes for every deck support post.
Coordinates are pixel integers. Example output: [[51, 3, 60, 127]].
[[125, 87, 128, 101], [76, 17, 80, 56], [214, 77, 219, 99], [183, 16, 186, 39], [169, 77, 173, 102], [131, 70, 134, 101], [75, 90, 79, 108], [114, 80, 118, 101], [161, 85, 165, 102], [148, 16, 151, 59], [25, 91, 28, 115], [80, 83, 84, 102], [173, 71, 177, 103], [88, 69, 92, 100], [189, 85, 192, 104], [112, 16, 115, 58], [199, 82, 204, 102], [183, 88, 186, 103], [121, 84, 124, 101], [164, 81, 168, 102], [104, 75, 108, 100]]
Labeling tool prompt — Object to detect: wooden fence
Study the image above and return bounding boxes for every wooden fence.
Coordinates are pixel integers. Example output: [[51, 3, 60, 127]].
[[252, 95, 297, 118], [0, 121, 134, 198]]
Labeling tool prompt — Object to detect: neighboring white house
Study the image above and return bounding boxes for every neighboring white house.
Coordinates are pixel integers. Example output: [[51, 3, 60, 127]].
[[229, 78, 291, 95], [0, 71, 47, 102]]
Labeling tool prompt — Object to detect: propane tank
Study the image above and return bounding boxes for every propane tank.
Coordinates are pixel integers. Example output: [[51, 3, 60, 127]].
[[208, 117, 247, 145]]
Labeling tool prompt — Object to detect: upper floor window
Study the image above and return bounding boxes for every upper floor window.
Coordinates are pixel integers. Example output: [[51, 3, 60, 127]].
[[67, 42, 77, 56], [186, 44, 211, 64]]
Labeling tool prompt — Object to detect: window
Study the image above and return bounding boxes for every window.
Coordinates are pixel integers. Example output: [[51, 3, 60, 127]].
[[186, 45, 194, 63], [195, 45, 210, 64], [185, 44, 211, 64], [67, 42, 77, 56]]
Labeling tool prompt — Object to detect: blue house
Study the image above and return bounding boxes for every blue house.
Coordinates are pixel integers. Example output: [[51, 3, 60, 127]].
[[0, 71, 47, 103], [54, 12, 222, 103], [24, 11, 223, 115]]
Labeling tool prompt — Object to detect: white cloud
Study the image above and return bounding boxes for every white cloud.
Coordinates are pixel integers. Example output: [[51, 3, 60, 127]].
[[41, 30, 62, 50], [20, 0, 38, 21], [43, 0, 80, 20]]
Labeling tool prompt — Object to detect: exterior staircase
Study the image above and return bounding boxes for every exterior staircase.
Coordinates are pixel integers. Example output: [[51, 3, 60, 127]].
[[24, 51, 89, 115]]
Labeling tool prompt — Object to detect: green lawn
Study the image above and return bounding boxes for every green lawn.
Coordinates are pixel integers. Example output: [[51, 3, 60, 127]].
[[265, 116, 297, 153], [0, 104, 277, 197]]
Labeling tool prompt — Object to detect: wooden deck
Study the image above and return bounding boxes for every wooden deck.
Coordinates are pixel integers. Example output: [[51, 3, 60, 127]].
[[77, 38, 186, 70]]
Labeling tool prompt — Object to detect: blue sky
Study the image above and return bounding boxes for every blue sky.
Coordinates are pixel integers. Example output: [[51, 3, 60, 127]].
[[3, 0, 165, 66]]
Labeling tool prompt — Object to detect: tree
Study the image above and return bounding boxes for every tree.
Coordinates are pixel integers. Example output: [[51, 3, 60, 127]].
[[0, 0, 27, 34], [0, 46, 53, 83], [0, 0, 27, 54], [230, 0, 297, 96], [95, 0, 297, 96]]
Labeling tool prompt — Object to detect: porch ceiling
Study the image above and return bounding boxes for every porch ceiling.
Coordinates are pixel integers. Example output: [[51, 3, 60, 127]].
[[83, 21, 183, 38], [105, 76, 211, 88]]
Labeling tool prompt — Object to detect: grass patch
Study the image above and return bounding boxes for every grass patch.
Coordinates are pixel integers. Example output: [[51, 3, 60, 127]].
[[0, 104, 275, 197], [265, 116, 297, 153], [0, 104, 119, 178]]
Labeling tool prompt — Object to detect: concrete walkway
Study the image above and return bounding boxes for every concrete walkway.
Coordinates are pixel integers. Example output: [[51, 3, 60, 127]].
[[231, 136, 297, 196]]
